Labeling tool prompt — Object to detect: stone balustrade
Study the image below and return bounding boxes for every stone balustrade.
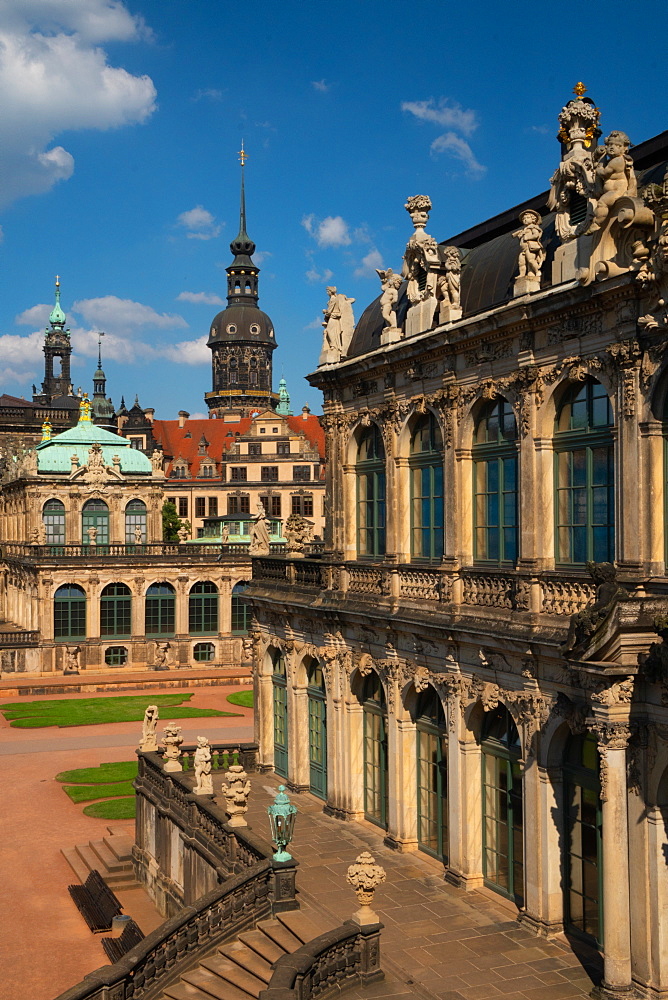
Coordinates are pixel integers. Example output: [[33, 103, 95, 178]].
[[2, 542, 286, 561]]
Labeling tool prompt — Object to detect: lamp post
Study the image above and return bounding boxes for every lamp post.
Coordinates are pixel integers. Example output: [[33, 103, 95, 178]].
[[267, 785, 297, 862]]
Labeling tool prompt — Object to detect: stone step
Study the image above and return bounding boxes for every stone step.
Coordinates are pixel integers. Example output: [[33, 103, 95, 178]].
[[103, 833, 134, 861], [277, 907, 335, 944], [219, 940, 273, 984], [236, 929, 285, 964], [90, 839, 133, 873], [61, 846, 90, 884], [69, 842, 137, 886], [161, 980, 219, 1000], [182, 966, 255, 1000], [255, 918, 302, 954], [200, 954, 266, 998]]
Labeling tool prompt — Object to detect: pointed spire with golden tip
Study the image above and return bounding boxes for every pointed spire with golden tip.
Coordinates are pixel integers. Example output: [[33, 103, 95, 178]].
[[49, 274, 67, 328]]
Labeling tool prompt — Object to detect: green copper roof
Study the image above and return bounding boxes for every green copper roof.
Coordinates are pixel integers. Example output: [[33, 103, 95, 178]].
[[36, 396, 151, 474], [276, 377, 292, 415], [49, 276, 67, 328]]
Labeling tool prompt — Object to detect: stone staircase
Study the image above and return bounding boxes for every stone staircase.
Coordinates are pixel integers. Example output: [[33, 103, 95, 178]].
[[159, 907, 336, 1000], [61, 826, 138, 890]]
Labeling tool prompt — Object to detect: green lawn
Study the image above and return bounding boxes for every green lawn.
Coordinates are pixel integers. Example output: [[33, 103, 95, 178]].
[[0, 693, 239, 729], [63, 780, 135, 803], [56, 760, 137, 820], [83, 798, 135, 820], [56, 761, 138, 784], [226, 689, 253, 708]]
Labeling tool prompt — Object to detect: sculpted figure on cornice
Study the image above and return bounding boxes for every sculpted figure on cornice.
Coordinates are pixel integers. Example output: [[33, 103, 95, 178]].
[[319, 286, 356, 365], [561, 561, 628, 659], [548, 85, 600, 241], [637, 168, 668, 331], [513, 209, 545, 294], [376, 268, 403, 330]]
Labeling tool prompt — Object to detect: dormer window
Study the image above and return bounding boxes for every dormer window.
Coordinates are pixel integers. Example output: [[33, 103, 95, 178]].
[[250, 323, 260, 335], [172, 464, 187, 479], [226, 323, 237, 335]]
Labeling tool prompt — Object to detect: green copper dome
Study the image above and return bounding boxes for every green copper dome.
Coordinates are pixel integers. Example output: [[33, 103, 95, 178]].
[[49, 276, 67, 328], [36, 396, 152, 475]]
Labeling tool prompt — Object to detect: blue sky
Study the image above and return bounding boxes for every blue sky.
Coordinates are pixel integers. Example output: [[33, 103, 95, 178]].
[[1, 0, 667, 418]]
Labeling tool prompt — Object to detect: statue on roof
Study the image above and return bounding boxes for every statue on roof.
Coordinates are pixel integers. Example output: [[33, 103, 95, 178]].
[[249, 498, 271, 555], [513, 210, 545, 295], [151, 449, 165, 477], [548, 84, 600, 242], [435, 247, 462, 323], [376, 268, 403, 330], [590, 131, 637, 232], [319, 286, 356, 365]]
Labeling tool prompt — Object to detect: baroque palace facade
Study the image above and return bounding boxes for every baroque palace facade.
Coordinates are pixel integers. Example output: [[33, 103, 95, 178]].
[[246, 88, 668, 998]]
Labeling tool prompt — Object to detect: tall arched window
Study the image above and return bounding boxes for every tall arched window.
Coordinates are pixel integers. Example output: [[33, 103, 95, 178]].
[[54, 584, 86, 639], [272, 650, 288, 778], [356, 425, 386, 558], [409, 413, 444, 561], [415, 686, 448, 862], [145, 582, 175, 637], [100, 583, 131, 637], [482, 704, 524, 906], [82, 498, 109, 546], [307, 659, 327, 800], [43, 498, 65, 546], [563, 731, 602, 944], [189, 581, 218, 635], [125, 499, 147, 544], [555, 378, 614, 565], [231, 581, 250, 634], [361, 672, 388, 829], [473, 399, 518, 564]]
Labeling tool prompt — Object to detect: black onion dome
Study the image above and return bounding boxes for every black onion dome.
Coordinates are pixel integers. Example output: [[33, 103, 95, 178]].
[[208, 305, 276, 347]]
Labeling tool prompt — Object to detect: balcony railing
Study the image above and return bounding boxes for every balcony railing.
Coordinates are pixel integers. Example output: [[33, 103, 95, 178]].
[[2, 541, 286, 561], [0, 629, 39, 647]]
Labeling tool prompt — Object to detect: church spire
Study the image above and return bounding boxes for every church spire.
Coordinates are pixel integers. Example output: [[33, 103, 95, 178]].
[[229, 141, 256, 260], [49, 275, 67, 328]]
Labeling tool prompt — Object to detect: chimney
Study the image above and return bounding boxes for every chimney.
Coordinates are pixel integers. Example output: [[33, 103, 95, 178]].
[[143, 408, 155, 423], [178, 410, 190, 428]]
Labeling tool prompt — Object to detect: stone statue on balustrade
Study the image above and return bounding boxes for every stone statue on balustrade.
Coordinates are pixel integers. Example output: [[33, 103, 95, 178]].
[[161, 724, 183, 772], [134, 525, 143, 545], [86, 525, 98, 546], [513, 209, 546, 296], [319, 286, 356, 365], [193, 736, 213, 795], [376, 268, 403, 344], [561, 561, 628, 658], [249, 499, 271, 555], [151, 449, 165, 477], [64, 645, 80, 675], [590, 131, 637, 232], [435, 246, 462, 323], [284, 513, 313, 557], [221, 764, 251, 827], [177, 525, 189, 543], [154, 641, 171, 671], [139, 704, 159, 751]]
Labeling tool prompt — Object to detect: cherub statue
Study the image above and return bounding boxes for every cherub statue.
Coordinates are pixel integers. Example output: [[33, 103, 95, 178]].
[[134, 525, 143, 544], [177, 524, 189, 543], [562, 561, 628, 655], [139, 704, 159, 751], [249, 499, 271, 555], [514, 209, 545, 281], [376, 268, 403, 329], [436, 246, 462, 321], [193, 736, 213, 795], [161, 724, 183, 772], [221, 764, 251, 827], [284, 513, 313, 554], [590, 131, 636, 231]]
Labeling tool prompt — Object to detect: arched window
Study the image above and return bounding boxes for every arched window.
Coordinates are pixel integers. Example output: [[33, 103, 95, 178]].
[[100, 583, 131, 638], [54, 584, 86, 640], [272, 650, 288, 778], [563, 731, 602, 944], [473, 399, 518, 564], [482, 704, 523, 906], [43, 498, 65, 546], [356, 425, 386, 558], [415, 687, 448, 862], [307, 660, 327, 800], [555, 379, 614, 565], [145, 582, 175, 637], [231, 581, 250, 634], [82, 498, 109, 546], [189, 581, 218, 635], [125, 499, 147, 544], [361, 672, 388, 829], [409, 413, 444, 561]]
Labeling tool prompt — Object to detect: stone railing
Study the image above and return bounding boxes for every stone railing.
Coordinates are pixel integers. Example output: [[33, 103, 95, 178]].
[[1, 542, 285, 561], [540, 576, 596, 615], [252, 557, 326, 589], [398, 568, 442, 601], [347, 565, 385, 596], [261, 920, 383, 1000], [460, 570, 517, 610], [0, 629, 39, 647]]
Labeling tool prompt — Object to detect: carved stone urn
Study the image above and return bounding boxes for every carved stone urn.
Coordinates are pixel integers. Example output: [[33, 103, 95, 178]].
[[346, 851, 386, 926]]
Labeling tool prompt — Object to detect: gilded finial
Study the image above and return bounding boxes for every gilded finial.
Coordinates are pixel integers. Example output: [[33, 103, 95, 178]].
[[41, 419, 52, 442], [573, 82, 587, 99], [79, 393, 92, 423], [239, 141, 248, 167], [55, 274, 60, 288]]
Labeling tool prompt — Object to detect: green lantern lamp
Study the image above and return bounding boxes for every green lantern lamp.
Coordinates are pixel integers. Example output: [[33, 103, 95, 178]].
[[267, 785, 297, 861]]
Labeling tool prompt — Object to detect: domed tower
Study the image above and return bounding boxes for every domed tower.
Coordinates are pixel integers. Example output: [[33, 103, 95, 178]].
[[39, 276, 73, 402], [205, 147, 278, 417]]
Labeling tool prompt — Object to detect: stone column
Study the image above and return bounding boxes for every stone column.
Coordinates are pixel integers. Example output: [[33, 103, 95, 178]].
[[256, 665, 275, 771], [519, 754, 543, 931], [385, 705, 418, 851], [456, 715, 485, 889], [394, 457, 410, 562], [131, 578, 144, 638], [614, 365, 641, 571], [341, 694, 365, 821], [453, 447, 471, 565], [444, 688, 464, 884], [594, 717, 633, 995], [218, 577, 231, 635], [537, 765, 565, 936], [175, 576, 189, 637], [383, 430, 398, 561], [87, 576, 100, 639], [639, 420, 665, 575], [287, 667, 310, 793], [533, 437, 555, 569]]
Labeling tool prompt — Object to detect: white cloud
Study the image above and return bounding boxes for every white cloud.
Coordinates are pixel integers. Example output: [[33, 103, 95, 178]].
[[0, 1, 157, 207], [15, 303, 51, 326], [0, 331, 45, 383], [302, 214, 351, 248], [253, 250, 272, 265], [354, 249, 384, 279], [402, 96, 485, 177], [176, 205, 221, 240], [306, 266, 334, 285], [430, 132, 486, 175], [176, 291, 224, 306], [401, 98, 478, 136], [193, 88, 223, 102], [72, 295, 188, 334], [304, 316, 324, 330], [312, 79, 330, 93], [188, 411, 209, 420], [162, 336, 210, 365]]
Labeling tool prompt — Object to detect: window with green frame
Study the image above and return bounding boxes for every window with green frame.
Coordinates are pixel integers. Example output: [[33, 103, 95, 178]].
[[100, 582, 131, 637], [482, 704, 524, 906], [43, 498, 65, 546], [564, 731, 602, 945], [189, 581, 219, 635], [361, 672, 388, 829], [231, 581, 250, 634], [555, 378, 614, 565], [473, 399, 518, 564], [356, 425, 386, 558], [82, 497, 109, 546], [125, 498, 147, 544], [415, 687, 448, 862], [145, 582, 175, 636], [104, 646, 128, 666], [194, 641, 215, 662], [410, 412, 444, 561], [54, 583, 86, 639]]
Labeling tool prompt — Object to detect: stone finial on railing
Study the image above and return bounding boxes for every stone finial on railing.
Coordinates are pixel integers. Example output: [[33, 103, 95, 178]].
[[346, 852, 386, 926], [161, 724, 183, 772], [138, 704, 159, 752], [221, 764, 251, 827], [193, 736, 213, 795]]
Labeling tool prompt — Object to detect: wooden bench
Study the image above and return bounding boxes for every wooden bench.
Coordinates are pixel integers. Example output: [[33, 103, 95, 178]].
[[68, 869, 122, 933], [101, 919, 145, 963]]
